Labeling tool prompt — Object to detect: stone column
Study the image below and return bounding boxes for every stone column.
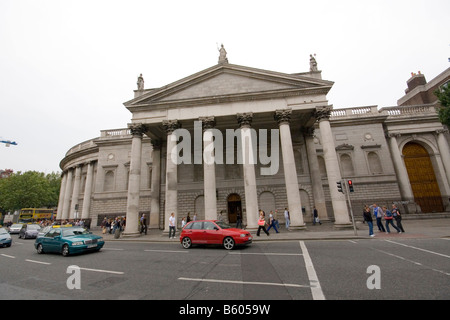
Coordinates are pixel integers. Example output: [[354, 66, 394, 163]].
[[123, 123, 145, 237], [163, 120, 181, 233], [386, 132, 416, 212], [201, 117, 218, 220], [274, 109, 305, 229], [149, 139, 162, 229], [69, 165, 82, 220], [56, 172, 67, 220], [315, 106, 351, 226], [81, 161, 94, 220], [237, 113, 258, 230], [61, 168, 73, 221], [304, 127, 328, 221], [436, 128, 450, 186]]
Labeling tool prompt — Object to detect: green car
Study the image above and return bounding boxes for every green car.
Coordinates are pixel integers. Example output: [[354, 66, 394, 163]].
[[34, 226, 104, 256]]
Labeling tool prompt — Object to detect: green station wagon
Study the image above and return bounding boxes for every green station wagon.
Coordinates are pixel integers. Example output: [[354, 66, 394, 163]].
[[34, 226, 104, 256]]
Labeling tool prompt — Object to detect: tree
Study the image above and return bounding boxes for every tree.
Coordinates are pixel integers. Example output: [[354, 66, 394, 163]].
[[0, 171, 61, 212], [435, 82, 450, 127]]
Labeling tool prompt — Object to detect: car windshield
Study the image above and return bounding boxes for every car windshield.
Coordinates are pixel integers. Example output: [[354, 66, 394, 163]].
[[215, 221, 232, 229], [62, 228, 90, 237], [0, 228, 7, 235], [11, 224, 22, 228], [27, 225, 40, 230]]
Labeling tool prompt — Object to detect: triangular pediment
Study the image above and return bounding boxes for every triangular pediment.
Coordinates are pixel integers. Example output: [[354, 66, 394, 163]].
[[124, 63, 333, 109]]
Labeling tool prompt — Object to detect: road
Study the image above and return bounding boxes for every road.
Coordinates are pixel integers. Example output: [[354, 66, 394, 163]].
[[1, 234, 449, 301]]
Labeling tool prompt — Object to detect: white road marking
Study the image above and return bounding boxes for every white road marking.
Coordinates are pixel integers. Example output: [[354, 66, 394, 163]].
[[25, 259, 51, 265], [178, 277, 310, 288], [1, 254, 15, 258], [144, 249, 188, 253], [299, 241, 326, 300], [79, 267, 124, 275], [101, 248, 124, 251], [385, 240, 450, 259], [229, 252, 302, 256]]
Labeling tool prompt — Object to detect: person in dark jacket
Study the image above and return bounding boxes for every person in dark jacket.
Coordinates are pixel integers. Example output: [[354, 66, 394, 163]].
[[392, 204, 405, 233], [363, 206, 374, 237]]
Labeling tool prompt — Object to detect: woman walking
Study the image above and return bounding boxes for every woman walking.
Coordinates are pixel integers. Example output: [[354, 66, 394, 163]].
[[363, 206, 374, 237], [257, 211, 270, 237], [383, 206, 400, 233]]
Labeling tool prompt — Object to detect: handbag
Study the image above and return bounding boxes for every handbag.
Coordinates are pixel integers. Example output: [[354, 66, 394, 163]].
[[258, 219, 265, 226]]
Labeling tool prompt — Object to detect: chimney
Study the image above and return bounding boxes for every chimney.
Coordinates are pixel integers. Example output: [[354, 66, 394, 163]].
[[405, 71, 426, 93]]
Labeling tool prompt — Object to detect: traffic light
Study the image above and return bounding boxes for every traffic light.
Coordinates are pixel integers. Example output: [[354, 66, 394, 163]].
[[337, 181, 343, 193], [347, 179, 354, 192]]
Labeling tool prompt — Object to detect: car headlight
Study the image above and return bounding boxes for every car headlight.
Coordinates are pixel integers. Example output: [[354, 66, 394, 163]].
[[240, 234, 246, 237], [72, 241, 84, 246]]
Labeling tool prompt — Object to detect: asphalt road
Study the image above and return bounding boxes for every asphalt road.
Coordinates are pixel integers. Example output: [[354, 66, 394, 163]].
[[1, 234, 449, 301]]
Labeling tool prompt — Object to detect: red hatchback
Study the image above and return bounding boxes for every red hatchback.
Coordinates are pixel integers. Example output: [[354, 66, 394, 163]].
[[180, 220, 252, 250]]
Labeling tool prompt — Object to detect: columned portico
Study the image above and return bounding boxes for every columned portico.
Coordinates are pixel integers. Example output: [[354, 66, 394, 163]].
[[123, 123, 145, 237], [201, 116, 218, 220], [315, 106, 351, 227], [149, 139, 162, 229], [163, 120, 181, 233], [237, 113, 259, 230], [274, 109, 305, 229]]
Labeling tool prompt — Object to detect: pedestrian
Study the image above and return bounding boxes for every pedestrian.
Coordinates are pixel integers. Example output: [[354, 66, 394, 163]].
[[312, 206, 322, 225], [140, 214, 147, 235], [181, 217, 186, 228], [392, 204, 405, 233], [186, 212, 191, 223], [363, 206, 374, 237], [370, 203, 386, 232], [101, 217, 107, 234], [193, 212, 197, 221], [169, 212, 176, 239], [257, 211, 270, 236], [236, 210, 242, 229], [284, 208, 290, 231], [266, 210, 279, 233], [383, 206, 400, 233]]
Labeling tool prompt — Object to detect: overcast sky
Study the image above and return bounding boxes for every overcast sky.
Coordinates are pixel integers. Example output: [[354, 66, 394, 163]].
[[0, 0, 449, 174]]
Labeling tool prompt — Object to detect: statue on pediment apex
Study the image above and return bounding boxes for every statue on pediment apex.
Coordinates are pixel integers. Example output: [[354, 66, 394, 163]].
[[310, 54, 318, 72], [218, 44, 228, 64], [137, 73, 144, 90]]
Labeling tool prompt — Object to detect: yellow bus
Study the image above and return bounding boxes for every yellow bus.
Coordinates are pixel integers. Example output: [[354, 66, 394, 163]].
[[19, 208, 54, 223]]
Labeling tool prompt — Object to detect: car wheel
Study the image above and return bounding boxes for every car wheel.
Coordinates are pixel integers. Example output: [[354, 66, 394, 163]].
[[223, 237, 235, 250], [182, 237, 192, 249], [62, 244, 70, 257], [37, 243, 44, 254]]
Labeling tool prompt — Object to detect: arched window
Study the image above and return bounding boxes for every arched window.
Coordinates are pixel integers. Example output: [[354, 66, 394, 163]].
[[340, 153, 354, 176], [104, 170, 115, 191], [368, 152, 382, 174]]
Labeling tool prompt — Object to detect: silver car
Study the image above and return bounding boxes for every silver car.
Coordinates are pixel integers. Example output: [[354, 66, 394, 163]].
[[19, 224, 41, 239], [8, 223, 23, 234]]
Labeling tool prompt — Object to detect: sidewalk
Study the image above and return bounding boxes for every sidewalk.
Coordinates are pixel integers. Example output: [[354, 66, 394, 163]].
[[93, 217, 450, 243]]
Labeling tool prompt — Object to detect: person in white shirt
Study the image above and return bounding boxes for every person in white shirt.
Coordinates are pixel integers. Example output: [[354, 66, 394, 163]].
[[284, 208, 290, 230], [169, 212, 176, 239]]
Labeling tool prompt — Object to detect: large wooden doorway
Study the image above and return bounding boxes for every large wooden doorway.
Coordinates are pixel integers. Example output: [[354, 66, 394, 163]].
[[227, 193, 242, 224], [403, 142, 444, 213]]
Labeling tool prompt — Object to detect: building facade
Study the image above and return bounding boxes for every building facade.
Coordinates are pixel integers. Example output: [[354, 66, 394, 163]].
[[57, 51, 450, 234]]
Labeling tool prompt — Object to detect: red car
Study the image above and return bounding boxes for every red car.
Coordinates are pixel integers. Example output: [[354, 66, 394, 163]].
[[180, 220, 252, 250]]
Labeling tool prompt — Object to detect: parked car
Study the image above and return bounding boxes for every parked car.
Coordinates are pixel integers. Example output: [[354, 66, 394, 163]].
[[8, 223, 23, 234], [35, 226, 104, 257], [180, 220, 252, 250], [19, 224, 41, 239], [0, 228, 12, 247]]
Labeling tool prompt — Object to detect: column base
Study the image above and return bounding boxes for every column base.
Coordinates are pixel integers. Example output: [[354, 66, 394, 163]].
[[289, 224, 307, 230], [121, 231, 141, 238], [333, 223, 355, 230]]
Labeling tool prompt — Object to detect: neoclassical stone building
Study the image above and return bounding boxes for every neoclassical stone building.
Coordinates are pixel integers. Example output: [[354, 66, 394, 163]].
[[57, 49, 450, 234]]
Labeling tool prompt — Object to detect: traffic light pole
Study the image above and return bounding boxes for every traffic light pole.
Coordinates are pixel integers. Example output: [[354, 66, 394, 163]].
[[342, 179, 357, 236]]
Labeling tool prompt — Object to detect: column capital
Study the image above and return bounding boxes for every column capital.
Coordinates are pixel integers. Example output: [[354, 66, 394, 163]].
[[274, 108, 292, 125], [162, 120, 181, 135], [314, 106, 332, 122], [129, 123, 147, 137], [151, 138, 163, 150], [199, 116, 216, 130], [386, 132, 401, 139], [436, 127, 449, 135], [237, 112, 253, 128]]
